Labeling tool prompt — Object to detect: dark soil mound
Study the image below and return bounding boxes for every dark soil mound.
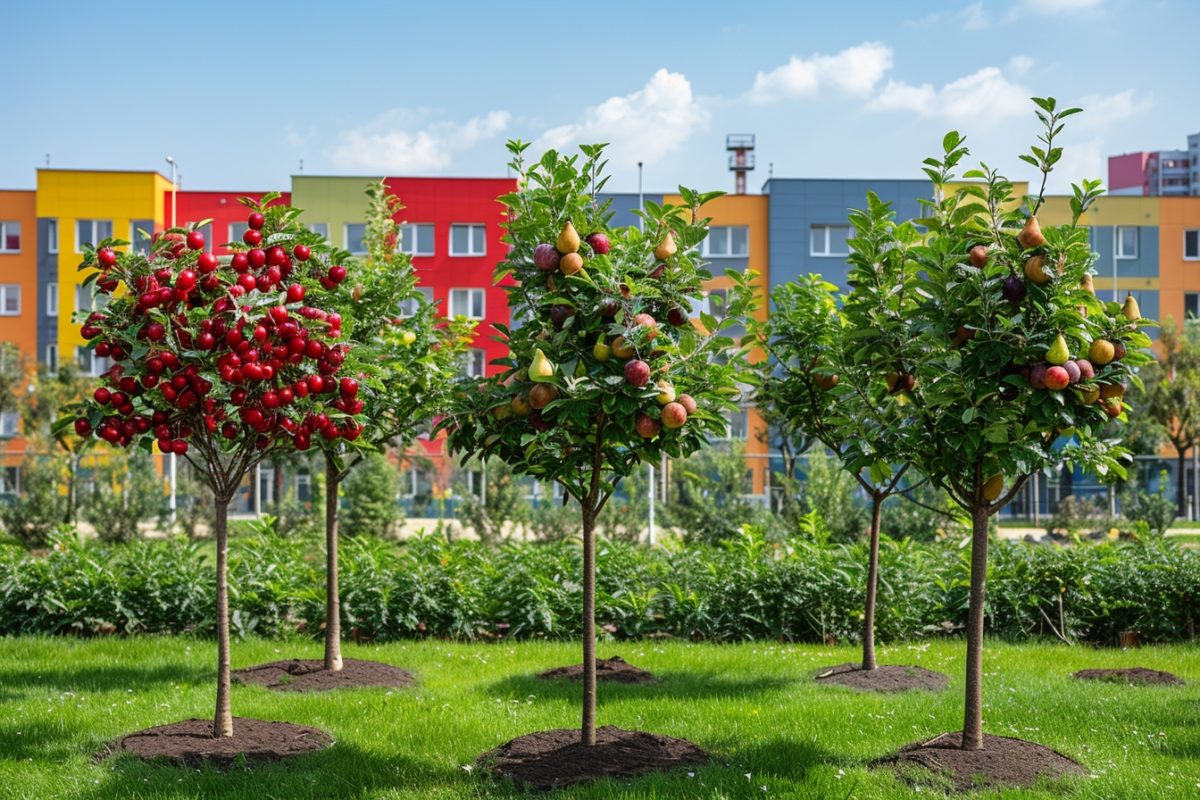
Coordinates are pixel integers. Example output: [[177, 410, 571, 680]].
[[233, 658, 415, 692], [1073, 667, 1184, 686], [536, 656, 656, 685], [815, 663, 948, 693], [872, 731, 1086, 792], [105, 717, 332, 768], [477, 725, 708, 790]]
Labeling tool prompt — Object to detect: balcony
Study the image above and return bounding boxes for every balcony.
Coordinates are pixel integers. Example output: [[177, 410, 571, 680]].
[[726, 134, 755, 151]]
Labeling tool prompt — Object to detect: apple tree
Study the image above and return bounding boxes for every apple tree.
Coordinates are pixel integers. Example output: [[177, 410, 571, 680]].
[[311, 181, 472, 672], [59, 198, 363, 737], [443, 142, 758, 745], [867, 98, 1153, 750]]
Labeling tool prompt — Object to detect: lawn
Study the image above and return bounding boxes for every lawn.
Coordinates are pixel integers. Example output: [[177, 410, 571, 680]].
[[2, 637, 1197, 799]]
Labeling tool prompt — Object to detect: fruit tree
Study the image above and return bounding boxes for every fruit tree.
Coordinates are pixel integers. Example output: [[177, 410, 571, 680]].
[[444, 142, 758, 745]]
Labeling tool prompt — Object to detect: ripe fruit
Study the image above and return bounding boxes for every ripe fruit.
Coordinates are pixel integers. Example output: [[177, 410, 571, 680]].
[[247, 212, 265, 230], [1099, 381, 1126, 399], [528, 383, 558, 410], [1002, 275, 1027, 304], [635, 412, 661, 439], [328, 265, 347, 284], [598, 298, 620, 318], [186, 231, 205, 250], [549, 304, 574, 330], [1101, 397, 1122, 419], [1063, 360, 1081, 384], [1122, 294, 1141, 321], [886, 371, 915, 394], [243, 228, 263, 246], [661, 402, 688, 429], [611, 336, 635, 360], [400, 330, 416, 347], [1075, 359, 1095, 380], [286, 284, 305, 303], [534, 244, 560, 272], [814, 373, 840, 390], [529, 348, 555, 382], [1024, 255, 1051, 284], [667, 306, 689, 326], [510, 394, 532, 416], [197, 252, 219, 274], [983, 474, 1004, 503], [655, 380, 675, 405], [1017, 216, 1046, 249], [556, 220, 581, 254], [339, 377, 359, 397], [1112, 341, 1127, 361], [97, 248, 117, 267], [633, 313, 657, 340], [677, 394, 697, 414], [1029, 364, 1049, 390], [1088, 339, 1115, 366], [624, 359, 651, 387], [293, 244, 311, 261], [592, 340, 611, 362], [968, 244, 988, 268], [74, 418, 92, 436], [1078, 385, 1100, 404], [1081, 273, 1096, 296], [559, 252, 584, 276], [1044, 365, 1070, 391], [654, 231, 677, 261], [1046, 334, 1070, 366], [586, 232, 610, 255]]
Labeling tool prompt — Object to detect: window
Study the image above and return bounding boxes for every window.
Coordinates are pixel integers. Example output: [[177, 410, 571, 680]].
[[724, 408, 749, 440], [449, 223, 486, 256], [44, 344, 57, 374], [76, 219, 113, 251], [229, 222, 249, 244], [1185, 230, 1200, 261], [309, 222, 329, 238], [46, 220, 58, 254], [704, 226, 749, 257], [0, 466, 18, 494], [399, 223, 435, 256], [0, 222, 20, 253], [295, 467, 312, 503], [397, 286, 434, 317], [76, 285, 107, 313], [0, 413, 18, 437], [45, 282, 57, 316], [1186, 293, 1200, 319], [449, 288, 485, 319], [132, 220, 155, 255], [77, 346, 111, 378], [465, 469, 485, 499], [1115, 226, 1138, 259], [463, 348, 486, 378], [0, 285, 19, 315], [810, 224, 851, 257], [689, 289, 727, 320], [345, 223, 367, 254]]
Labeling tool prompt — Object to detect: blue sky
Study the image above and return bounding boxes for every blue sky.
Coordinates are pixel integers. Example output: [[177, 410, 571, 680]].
[[2, 0, 1195, 195]]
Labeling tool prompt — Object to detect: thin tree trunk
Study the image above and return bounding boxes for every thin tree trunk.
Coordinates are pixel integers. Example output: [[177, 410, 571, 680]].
[[862, 492, 883, 671], [581, 503, 597, 746], [961, 504, 990, 751], [324, 456, 343, 672], [65, 451, 78, 525], [213, 492, 234, 738], [1178, 451, 1189, 518]]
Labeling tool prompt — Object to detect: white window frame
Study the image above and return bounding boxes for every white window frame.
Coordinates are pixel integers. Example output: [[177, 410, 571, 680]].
[[1184, 229, 1200, 261], [810, 224, 851, 257], [464, 348, 486, 378], [0, 285, 20, 316], [309, 222, 329, 238], [77, 346, 111, 378], [45, 282, 57, 317], [449, 223, 486, 257], [0, 221, 21, 253], [75, 219, 113, 253], [1114, 226, 1138, 260], [449, 288, 485, 320], [398, 286, 434, 318], [345, 223, 368, 255], [0, 412, 18, 438], [44, 344, 58, 374], [229, 221, 249, 245], [704, 225, 749, 258], [399, 223, 435, 256], [46, 219, 58, 254]]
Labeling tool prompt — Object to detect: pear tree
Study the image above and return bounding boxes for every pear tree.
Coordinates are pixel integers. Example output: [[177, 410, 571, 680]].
[[868, 99, 1152, 761], [444, 142, 758, 751]]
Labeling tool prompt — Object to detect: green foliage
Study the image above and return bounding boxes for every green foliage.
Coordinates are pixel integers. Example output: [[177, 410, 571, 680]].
[[173, 460, 216, 539], [83, 448, 169, 543], [0, 453, 72, 548], [1121, 471, 1177, 536], [1045, 494, 1114, 538], [2, 531, 1197, 645], [882, 481, 968, 542], [799, 450, 869, 542], [660, 444, 762, 544], [341, 452, 399, 538], [453, 459, 526, 544]]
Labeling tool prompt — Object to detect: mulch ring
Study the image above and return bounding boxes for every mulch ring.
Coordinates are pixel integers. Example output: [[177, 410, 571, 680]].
[[103, 717, 332, 768], [232, 659, 415, 692], [1073, 667, 1185, 686], [872, 732, 1087, 792], [536, 656, 657, 685], [477, 725, 709, 791], [814, 663, 948, 693]]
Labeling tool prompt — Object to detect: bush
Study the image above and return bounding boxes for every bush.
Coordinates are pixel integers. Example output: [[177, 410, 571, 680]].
[[342, 453, 399, 537], [1121, 471, 1177, 536], [84, 449, 169, 544], [880, 480, 967, 542], [1046, 494, 1115, 538], [660, 444, 760, 545], [800, 450, 869, 542], [0, 452, 72, 548]]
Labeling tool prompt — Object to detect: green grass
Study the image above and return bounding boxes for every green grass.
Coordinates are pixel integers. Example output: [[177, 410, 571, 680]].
[[2, 638, 1198, 799]]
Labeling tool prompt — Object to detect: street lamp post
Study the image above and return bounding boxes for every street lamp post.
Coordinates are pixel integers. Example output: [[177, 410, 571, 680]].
[[164, 156, 179, 524]]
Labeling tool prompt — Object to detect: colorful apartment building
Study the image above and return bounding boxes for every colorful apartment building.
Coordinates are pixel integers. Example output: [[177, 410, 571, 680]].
[[169, 189, 292, 255]]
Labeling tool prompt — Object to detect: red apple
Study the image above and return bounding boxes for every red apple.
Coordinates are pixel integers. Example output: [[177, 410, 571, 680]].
[[624, 359, 650, 387], [586, 232, 610, 255], [1044, 365, 1070, 391], [186, 231, 205, 251], [660, 402, 687, 429], [677, 394, 697, 414], [635, 412, 661, 439], [633, 313, 657, 340], [533, 243, 560, 272]]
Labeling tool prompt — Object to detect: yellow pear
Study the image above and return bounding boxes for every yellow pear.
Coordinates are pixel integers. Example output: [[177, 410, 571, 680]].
[[592, 339, 611, 362], [654, 231, 677, 261], [1017, 216, 1046, 249], [1081, 273, 1095, 296], [1046, 334, 1070, 366], [983, 474, 1004, 503], [1088, 339, 1115, 366], [529, 348, 555, 382], [1023, 255, 1051, 285], [556, 220, 580, 254], [1122, 294, 1141, 321], [400, 330, 417, 347], [510, 394, 532, 416]]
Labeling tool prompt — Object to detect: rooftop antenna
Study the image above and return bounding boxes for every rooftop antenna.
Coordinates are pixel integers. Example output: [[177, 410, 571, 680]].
[[45, 154, 50, 167], [299, 158, 304, 175], [727, 134, 756, 195]]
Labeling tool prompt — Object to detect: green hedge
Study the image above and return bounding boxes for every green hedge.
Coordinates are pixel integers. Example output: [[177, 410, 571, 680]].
[[1, 532, 1196, 645]]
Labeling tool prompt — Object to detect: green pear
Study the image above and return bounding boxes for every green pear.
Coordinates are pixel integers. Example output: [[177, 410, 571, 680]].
[[1046, 334, 1070, 366], [1122, 294, 1141, 321], [592, 340, 611, 362], [529, 348, 555, 383]]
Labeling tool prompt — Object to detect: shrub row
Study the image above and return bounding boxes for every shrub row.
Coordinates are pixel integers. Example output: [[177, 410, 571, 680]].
[[1, 531, 1196, 645]]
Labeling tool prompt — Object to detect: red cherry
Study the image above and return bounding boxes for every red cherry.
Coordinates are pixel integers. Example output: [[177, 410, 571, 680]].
[[197, 253, 219, 274], [286, 284, 305, 303], [186, 231, 205, 251], [328, 265, 347, 284], [176, 270, 197, 291], [248, 248, 267, 268], [171, 439, 189, 455], [74, 418, 92, 436], [247, 212, 265, 230], [97, 248, 117, 267], [243, 228, 263, 246], [292, 244, 311, 261], [237, 273, 257, 292], [321, 424, 340, 441], [93, 387, 111, 405], [339, 377, 359, 397], [269, 306, 289, 324], [266, 246, 287, 266], [231, 252, 250, 272], [198, 332, 216, 350]]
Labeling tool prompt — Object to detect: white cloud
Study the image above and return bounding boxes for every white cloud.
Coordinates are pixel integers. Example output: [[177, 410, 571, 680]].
[[330, 109, 510, 173], [537, 69, 708, 167], [1019, 0, 1101, 12], [869, 66, 1030, 124], [960, 2, 989, 30], [1073, 89, 1153, 129], [1047, 136, 1104, 193], [1006, 55, 1035, 77], [747, 42, 893, 104]]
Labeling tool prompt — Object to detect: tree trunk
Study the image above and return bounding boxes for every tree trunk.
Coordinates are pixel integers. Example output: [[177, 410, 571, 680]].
[[213, 492, 234, 738], [65, 451, 79, 525], [581, 503, 597, 746], [1178, 450, 1189, 518], [862, 493, 883, 671], [273, 458, 285, 507], [323, 456, 343, 672], [961, 504, 990, 750]]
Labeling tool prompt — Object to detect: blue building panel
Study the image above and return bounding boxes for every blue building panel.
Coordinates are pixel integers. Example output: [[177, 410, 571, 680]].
[[599, 193, 662, 231], [1089, 225, 1159, 280]]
